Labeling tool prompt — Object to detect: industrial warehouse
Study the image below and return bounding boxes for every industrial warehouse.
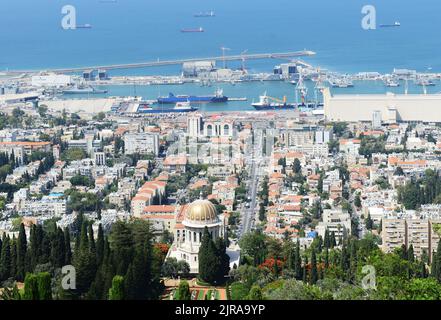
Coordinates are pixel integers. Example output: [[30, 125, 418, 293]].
[[323, 88, 441, 123]]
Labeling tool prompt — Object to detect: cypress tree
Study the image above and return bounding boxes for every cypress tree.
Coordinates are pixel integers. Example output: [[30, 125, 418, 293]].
[[108, 275, 125, 300], [96, 224, 105, 266], [324, 229, 330, 249], [302, 255, 308, 283], [436, 240, 441, 283], [330, 231, 336, 248], [310, 249, 318, 285], [10, 237, 17, 278], [23, 273, 39, 300], [177, 280, 191, 300], [74, 221, 96, 295], [101, 239, 114, 300], [198, 227, 222, 285], [432, 251, 438, 279], [408, 245, 415, 263], [294, 240, 302, 280], [64, 228, 72, 265], [349, 240, 357, 282], [40, 234, 51, 265], [51, 228, 65, 268], [37, 272, 52, 300], [215, 237, 230, 281], [29, 225, 38, 271], [285, 242, 295, 271], [88, 223, 96, 256], [0, 235, 11, 281], [124, 263, 136, 300], [340, 242, 350, 275], [109, 221, 134, 275], [16, 224, 27, 281], [400, 244, 408, 260], [324, 248, 329, 268], [420, 261, 427, 278]]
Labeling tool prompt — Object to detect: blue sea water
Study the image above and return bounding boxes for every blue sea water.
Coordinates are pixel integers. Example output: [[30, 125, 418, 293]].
[[1, 0, 441, 75]]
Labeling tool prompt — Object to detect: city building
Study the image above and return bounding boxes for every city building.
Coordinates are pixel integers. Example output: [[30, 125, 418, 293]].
[[167, 199, 226, 274], [323, 88, 441, 123], [124, 133, 160, 156]]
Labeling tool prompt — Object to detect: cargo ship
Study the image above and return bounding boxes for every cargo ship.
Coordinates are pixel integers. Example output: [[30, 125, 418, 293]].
[[380, 22, 400, 28], [62, 85, 107, 94], [157, 89, 228, 104], [181, 27, 204, 33], [252, 93, 296, 111], [194, 11, 215, 17], [137, 101, 198, 114], [77, 24, 92, 29]]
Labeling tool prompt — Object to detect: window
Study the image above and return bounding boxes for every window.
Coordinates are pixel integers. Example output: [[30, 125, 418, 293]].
[[207, 124, 213, 136], [224, 124, 229, 136]]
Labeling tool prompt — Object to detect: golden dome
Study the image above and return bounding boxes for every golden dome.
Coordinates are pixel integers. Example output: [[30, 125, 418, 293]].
[[185, 199, 219, 224]]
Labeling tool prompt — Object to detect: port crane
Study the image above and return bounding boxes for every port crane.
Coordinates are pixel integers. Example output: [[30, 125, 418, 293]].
[[295, 67, 308, 106], [240, 49, 249, 71], [220, 47, 231, 69], [265, 94, 288, 104]]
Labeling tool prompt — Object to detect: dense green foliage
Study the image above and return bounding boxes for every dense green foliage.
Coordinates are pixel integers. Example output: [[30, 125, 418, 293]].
[[198, 227, 230, 285], [229, 230, 438, 300], [0, 219, 165, 300], [398, 169, 441, 209]]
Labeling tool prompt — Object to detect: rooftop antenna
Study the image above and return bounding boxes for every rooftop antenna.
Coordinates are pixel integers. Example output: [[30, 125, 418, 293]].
[[220, 46, 231, 69]]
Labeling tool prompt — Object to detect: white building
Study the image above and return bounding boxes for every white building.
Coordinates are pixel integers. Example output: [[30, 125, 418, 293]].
[[187, 113, 203, 138], [323, 88, 441, 123], [31, 74, 73, 88], [372, 110, 382, 129], [316, 209, 351, 241], [124, 133, 159, 156]]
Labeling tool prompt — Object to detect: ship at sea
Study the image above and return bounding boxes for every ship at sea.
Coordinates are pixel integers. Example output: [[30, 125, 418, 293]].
[[157, 89, 228, 104], [62, 85, 107, 94], [380, 22, 401, 28], [77, 24, 93, 29], [181, 27, 204, 33], [252, 92, 296, 111], [194, 11, 215, 17], [137, 101, 198, 114]]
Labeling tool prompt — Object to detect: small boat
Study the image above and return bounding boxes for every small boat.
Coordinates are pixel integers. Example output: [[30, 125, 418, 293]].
[[385, 78, 400, 87], [181, 27, 204, 33], [329, 78, 354, 88], [416, 79, 436, 86]]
